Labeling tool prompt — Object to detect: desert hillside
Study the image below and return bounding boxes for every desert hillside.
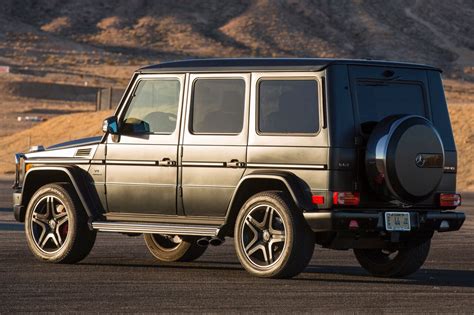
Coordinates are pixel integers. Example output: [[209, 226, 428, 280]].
[[0, 0, 473, 189], [1, 0, 473, 77], [0, 0, 473, 133]]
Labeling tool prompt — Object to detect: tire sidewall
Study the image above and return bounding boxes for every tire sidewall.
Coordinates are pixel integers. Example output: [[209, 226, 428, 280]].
[[354, 239, 431, 277], [234, 192, 297, 278], [25, 184, 78, 262], [144, 234, 200, 262]]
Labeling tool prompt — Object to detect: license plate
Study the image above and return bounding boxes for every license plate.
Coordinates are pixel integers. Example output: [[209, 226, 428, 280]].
[[385, 212, 411, 231]]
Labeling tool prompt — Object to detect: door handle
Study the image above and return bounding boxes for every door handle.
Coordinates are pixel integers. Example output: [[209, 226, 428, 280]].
[[161, 157, 177, 166], [226, 159, 244, 168]]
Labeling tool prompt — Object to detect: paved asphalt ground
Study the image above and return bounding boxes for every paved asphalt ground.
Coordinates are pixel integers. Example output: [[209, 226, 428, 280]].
[[0, 176, 473, 313]]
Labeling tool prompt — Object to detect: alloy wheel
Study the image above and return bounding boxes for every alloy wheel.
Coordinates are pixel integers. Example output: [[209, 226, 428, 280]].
[[30, 195, 69, 254], [241, 204, 287, 268]]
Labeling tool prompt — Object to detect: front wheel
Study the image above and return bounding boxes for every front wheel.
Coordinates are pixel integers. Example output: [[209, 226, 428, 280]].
[[234, 191, 315, 278], [24, 183, 96, 263], [144, 234, 207, 262], [353, 239, 431, 277]]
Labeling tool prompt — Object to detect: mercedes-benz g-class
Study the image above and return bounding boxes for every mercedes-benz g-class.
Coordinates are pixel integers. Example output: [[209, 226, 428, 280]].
[[13, 58, 465, 278]]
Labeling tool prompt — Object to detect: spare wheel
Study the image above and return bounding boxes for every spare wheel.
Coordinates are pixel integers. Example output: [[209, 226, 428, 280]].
[[365, 115, 445, 203]]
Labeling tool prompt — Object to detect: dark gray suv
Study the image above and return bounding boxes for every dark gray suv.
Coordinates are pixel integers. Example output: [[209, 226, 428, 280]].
[[12, 58, 465, 278]]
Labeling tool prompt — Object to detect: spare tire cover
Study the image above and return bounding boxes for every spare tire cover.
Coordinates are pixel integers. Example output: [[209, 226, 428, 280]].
[[365, 115, 445, 203]]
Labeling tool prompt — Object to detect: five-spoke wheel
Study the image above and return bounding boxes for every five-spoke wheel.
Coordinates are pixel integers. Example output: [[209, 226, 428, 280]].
[[241, 205, 287, 267], [25, 184, 96, 263], [30, 196, 70, 253], [234, 191, 315, 278]]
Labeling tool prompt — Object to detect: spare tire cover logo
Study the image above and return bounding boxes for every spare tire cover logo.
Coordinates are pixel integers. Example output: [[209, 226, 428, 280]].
[[415, 153, 443, 168]]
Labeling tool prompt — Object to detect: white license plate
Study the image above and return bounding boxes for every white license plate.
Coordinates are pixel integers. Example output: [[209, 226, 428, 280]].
[[385, 212, 411, 231]]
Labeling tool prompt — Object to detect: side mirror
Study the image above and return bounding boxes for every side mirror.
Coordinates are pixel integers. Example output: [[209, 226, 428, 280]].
[[102, 116, 118, 134]]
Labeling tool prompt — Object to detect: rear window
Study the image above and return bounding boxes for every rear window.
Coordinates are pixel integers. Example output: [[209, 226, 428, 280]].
[[356, 81, 426, 130]]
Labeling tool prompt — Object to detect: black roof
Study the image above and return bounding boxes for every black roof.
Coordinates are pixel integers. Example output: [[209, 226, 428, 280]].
[[139, 58, 441, 73]]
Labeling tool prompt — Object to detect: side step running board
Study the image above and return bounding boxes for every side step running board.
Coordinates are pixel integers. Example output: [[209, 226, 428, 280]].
[[92, 221, 220, 237]]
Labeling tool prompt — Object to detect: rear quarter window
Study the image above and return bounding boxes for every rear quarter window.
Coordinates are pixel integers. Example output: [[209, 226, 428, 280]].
[[258, 80, 319, 134]]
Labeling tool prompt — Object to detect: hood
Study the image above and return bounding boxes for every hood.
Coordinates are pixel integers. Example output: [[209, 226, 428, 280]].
[[47, 136, 102, 150], [25, 136, 102, 160]]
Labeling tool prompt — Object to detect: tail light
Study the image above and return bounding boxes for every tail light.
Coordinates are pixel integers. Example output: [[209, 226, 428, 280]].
[[333, 192, 360, 206], [439, 193, 461, 207]]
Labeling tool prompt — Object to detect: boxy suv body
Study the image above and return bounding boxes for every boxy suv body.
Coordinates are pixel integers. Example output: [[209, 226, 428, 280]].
[[13, 58, 465, 278]]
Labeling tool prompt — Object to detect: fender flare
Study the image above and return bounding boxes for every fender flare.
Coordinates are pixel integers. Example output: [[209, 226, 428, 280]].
[[21, 165, 102, 221], [223, 170, 314, 226]]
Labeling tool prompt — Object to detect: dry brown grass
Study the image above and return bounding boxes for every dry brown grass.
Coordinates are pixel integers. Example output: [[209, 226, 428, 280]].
[[449, 105, 474, 191], [0, 110, 113, 174]]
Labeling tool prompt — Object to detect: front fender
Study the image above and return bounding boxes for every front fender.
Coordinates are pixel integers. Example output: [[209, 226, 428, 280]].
[[20, 165, 102, 222]]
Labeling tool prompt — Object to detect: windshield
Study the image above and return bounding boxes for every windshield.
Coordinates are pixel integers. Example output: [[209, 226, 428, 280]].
[[356, 80, 426, 132]]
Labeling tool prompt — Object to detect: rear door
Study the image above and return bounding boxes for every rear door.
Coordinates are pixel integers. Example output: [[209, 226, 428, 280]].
[[180, 73, 250, 217], [347, 66, 445, 207]]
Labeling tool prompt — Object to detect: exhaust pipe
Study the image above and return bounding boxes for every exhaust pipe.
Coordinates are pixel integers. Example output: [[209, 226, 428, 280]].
[[209, 237, 225, 246], [197, 237, 210, 247]]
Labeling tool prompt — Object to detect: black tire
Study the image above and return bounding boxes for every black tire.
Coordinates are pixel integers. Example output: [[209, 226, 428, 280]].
[[234, 191, 315, 279], [353, 239, 431, 277], [144, 234, 207, 262], [24, 183, 96, 263]]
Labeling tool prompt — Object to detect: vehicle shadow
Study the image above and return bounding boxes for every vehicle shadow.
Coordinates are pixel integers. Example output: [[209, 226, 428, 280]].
[[79, 260, 474, 288], [299, 265, 474, 288]]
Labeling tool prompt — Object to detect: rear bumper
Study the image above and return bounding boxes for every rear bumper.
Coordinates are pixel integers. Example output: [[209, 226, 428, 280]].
[[303, 210, 465, 233]]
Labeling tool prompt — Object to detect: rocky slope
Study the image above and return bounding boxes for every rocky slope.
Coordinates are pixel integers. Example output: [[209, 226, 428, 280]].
[[0, 0, 473, 79]]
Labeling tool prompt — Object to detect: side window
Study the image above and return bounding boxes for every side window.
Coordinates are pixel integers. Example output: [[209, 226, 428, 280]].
[[258, 80, 319, 134], [122, 79, 180, 134], [191, 79, 245, 134]]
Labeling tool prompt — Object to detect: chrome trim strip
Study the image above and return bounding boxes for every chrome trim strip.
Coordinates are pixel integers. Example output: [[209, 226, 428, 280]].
[[106, 182, 175, 187], [182, 184, 235, 189], [182, 161, 226, 167], [106, 160, 158, 166], [92, 221, 219, 236], [25, 159, 90, 165], [246, 163, 326, 170]]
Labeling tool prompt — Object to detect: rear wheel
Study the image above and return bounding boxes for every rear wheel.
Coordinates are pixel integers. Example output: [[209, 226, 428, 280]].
[[25, 183, 96, 263], [353, 239, 431, 277], [234, 191, 315, 278], [144, 234, 207, 262]]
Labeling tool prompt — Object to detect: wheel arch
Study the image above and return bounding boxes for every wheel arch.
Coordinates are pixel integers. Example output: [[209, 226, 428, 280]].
[[221, 171, 314, 236], [19, 166, 102, 223]]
